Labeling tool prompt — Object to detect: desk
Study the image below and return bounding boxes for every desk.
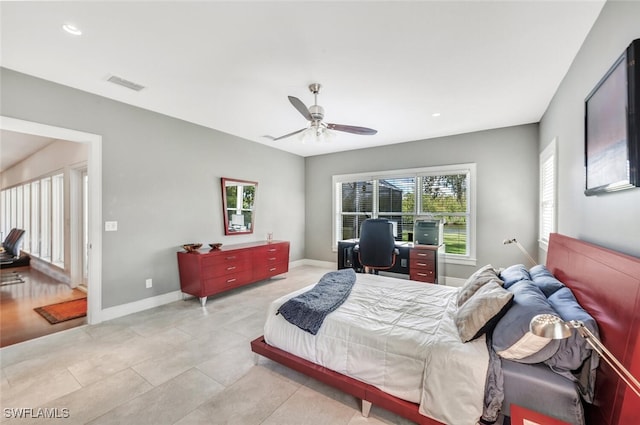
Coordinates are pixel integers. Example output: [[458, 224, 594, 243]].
[[337, 239, 444, 284]]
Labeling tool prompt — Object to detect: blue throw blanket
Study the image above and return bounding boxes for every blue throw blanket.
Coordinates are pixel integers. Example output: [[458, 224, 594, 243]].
[[277, 268, 356, 335]]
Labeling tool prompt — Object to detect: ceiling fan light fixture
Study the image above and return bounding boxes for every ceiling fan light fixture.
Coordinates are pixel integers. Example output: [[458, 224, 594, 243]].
[[299, 123, 334, 144]]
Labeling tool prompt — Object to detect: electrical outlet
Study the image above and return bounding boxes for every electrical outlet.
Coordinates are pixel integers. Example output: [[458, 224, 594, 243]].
[[105, 221, 118, 232], [145, 278, 152, 288]]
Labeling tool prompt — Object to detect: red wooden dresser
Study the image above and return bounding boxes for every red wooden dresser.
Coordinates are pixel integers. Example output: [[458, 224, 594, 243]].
[[177, 240, 290, 306]]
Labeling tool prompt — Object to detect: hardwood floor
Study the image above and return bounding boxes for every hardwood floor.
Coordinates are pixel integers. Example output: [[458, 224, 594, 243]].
[[0, 266, 86, 347]]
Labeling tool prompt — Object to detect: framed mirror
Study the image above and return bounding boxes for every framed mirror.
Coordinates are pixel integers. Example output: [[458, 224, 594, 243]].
[[221, 177, 257, 235]]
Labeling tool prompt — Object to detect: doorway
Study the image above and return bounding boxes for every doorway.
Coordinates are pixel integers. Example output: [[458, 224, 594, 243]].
[[0, 116, 103, 326]]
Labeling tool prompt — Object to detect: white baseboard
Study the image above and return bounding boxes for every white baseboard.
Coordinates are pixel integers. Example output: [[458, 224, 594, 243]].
[[98, 290, 183, 323], [294, 259, 336, 269], [443, 276, 466, 287]]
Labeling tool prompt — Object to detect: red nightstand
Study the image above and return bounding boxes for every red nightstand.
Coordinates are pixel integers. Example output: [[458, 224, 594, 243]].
[[510, 405, 572, 425]]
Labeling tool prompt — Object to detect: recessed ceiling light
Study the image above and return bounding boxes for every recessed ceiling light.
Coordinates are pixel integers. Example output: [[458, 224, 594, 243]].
[[432, 112, 441, 117], [62, 24, 82, 36]]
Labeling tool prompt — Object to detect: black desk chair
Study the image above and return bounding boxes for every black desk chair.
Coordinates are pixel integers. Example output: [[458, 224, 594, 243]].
[[354, 219, 399, 274]]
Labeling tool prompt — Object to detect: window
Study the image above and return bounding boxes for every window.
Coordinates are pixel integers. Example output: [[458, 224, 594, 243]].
[[0, 172, 65, 266], [40, 177, 51, 261], [0, 190, 6, 239], [335, 179, 374, 240], [378, 177, 415, 240], [333, 164, 476, 265], [420, 172, 469, 255], [539, 139, 556, 250], [22, 183, 31, 252], [31, 180, 40, 256], [52, 174, 64, 266]]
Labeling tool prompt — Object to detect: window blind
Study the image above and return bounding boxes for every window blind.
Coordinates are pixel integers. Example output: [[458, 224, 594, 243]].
[[539, 141, 556, 245]]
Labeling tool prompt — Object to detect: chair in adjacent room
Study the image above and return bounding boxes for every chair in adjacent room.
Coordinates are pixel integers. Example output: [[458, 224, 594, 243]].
[[1, 228, 29, 269], [354, 219, 399, 274]]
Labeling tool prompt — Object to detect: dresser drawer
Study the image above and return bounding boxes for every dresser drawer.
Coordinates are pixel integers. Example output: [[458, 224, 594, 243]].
[[410, 269, 436, 283], [255, 242, 290, 267], [255, 261, 289, 281], [265, 261, 289, 277], [201, 250, 251, 267], [262, 243, 288, 255], [256, 253, 288, 268], [202, 258, 250, 278], [204, 269, 253, 293], [410, 258, 435, 272], [201, 250, 251, 278], [410, 249, 435, 262]]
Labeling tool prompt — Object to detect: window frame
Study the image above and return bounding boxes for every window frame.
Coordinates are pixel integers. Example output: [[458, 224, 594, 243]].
[[332, 163, 477, 265], [539, 138, 557, 252]]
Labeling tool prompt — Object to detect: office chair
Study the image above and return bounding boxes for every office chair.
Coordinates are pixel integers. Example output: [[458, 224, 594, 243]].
[[354, 219, 399, 273]]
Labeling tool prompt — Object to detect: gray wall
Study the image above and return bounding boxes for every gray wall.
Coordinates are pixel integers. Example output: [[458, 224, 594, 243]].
[[539, 0, 640, 259], [1, 68, 305, 308], [305, 124, 539, 279]]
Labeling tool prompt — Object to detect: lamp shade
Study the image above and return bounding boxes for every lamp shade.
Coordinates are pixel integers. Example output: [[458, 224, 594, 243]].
[[530, 314, 572, 339]]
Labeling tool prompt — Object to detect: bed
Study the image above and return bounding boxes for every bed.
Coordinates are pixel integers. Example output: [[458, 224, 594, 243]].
[[250, 233, 640, 424]]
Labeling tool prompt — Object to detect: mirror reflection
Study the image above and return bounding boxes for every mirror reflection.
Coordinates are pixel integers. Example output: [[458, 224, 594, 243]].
[[222, 177, 257, 235]]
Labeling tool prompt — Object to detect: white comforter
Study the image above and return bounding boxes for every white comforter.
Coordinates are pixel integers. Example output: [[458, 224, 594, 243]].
[[264, 273, 489, 425]]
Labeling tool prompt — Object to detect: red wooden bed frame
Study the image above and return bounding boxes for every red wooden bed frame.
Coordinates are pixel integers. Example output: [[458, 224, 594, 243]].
[[250, 233, 640, 424]]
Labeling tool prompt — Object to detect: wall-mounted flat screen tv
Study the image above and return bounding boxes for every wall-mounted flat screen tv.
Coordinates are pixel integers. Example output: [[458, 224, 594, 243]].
[[584, 38, 639, 195]]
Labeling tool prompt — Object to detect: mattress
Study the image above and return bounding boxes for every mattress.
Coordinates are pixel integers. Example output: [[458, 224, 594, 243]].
[[264, 273, 489, 425]]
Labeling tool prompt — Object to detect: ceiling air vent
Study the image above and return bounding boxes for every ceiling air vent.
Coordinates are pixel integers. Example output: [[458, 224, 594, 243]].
[[106, 75, 145, 91]]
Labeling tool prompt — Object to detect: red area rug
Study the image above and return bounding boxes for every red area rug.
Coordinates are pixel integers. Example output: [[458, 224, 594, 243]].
[[34, 298, 87, 324]]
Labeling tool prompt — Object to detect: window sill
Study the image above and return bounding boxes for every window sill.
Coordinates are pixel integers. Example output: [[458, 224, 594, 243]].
[[443, 255, 477, 266], [538, 239, 549, 253]]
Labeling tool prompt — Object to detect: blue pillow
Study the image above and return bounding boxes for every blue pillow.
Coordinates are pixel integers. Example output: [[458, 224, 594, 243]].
[[499, 264, 531, 289], [544, 287, 598, 371], [492, 280, 560, 363], [544, 286, 599, 402], [529, 264, 564, 297]]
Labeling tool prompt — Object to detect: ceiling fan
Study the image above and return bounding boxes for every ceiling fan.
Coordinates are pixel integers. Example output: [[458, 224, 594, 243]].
[[267, 83, 377, 141]]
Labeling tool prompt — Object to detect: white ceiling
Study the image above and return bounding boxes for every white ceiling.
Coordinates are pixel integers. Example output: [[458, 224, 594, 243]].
[[0, 130, 55, 173], [0, 1, 605, 158]]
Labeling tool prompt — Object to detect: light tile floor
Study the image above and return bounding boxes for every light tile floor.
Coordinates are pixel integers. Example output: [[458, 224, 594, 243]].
[[0, 265, 416, 425]]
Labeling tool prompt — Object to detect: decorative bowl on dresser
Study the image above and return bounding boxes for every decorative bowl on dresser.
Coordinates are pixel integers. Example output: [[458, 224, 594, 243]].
[[182, 243, 202, 252], [177, 240, 290, 306]]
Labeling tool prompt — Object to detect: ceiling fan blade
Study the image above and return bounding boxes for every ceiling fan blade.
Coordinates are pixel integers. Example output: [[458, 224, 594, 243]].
[[270, 128, 307, 141], [288, 96, 312, 121], [326, 123, 377, 135]]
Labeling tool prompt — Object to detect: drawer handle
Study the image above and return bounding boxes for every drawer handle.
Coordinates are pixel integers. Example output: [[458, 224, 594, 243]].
[[269, 267, 277, 272], [226, 278, 236, 284], [227, 266, 236, 271], [417, 252, 428, 257], [226, 256, 237, 260], [268, 257, 277, 261], [417, 273, 428, 277], [417, 262, 427, 266], [268, 249, 277, 252]]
